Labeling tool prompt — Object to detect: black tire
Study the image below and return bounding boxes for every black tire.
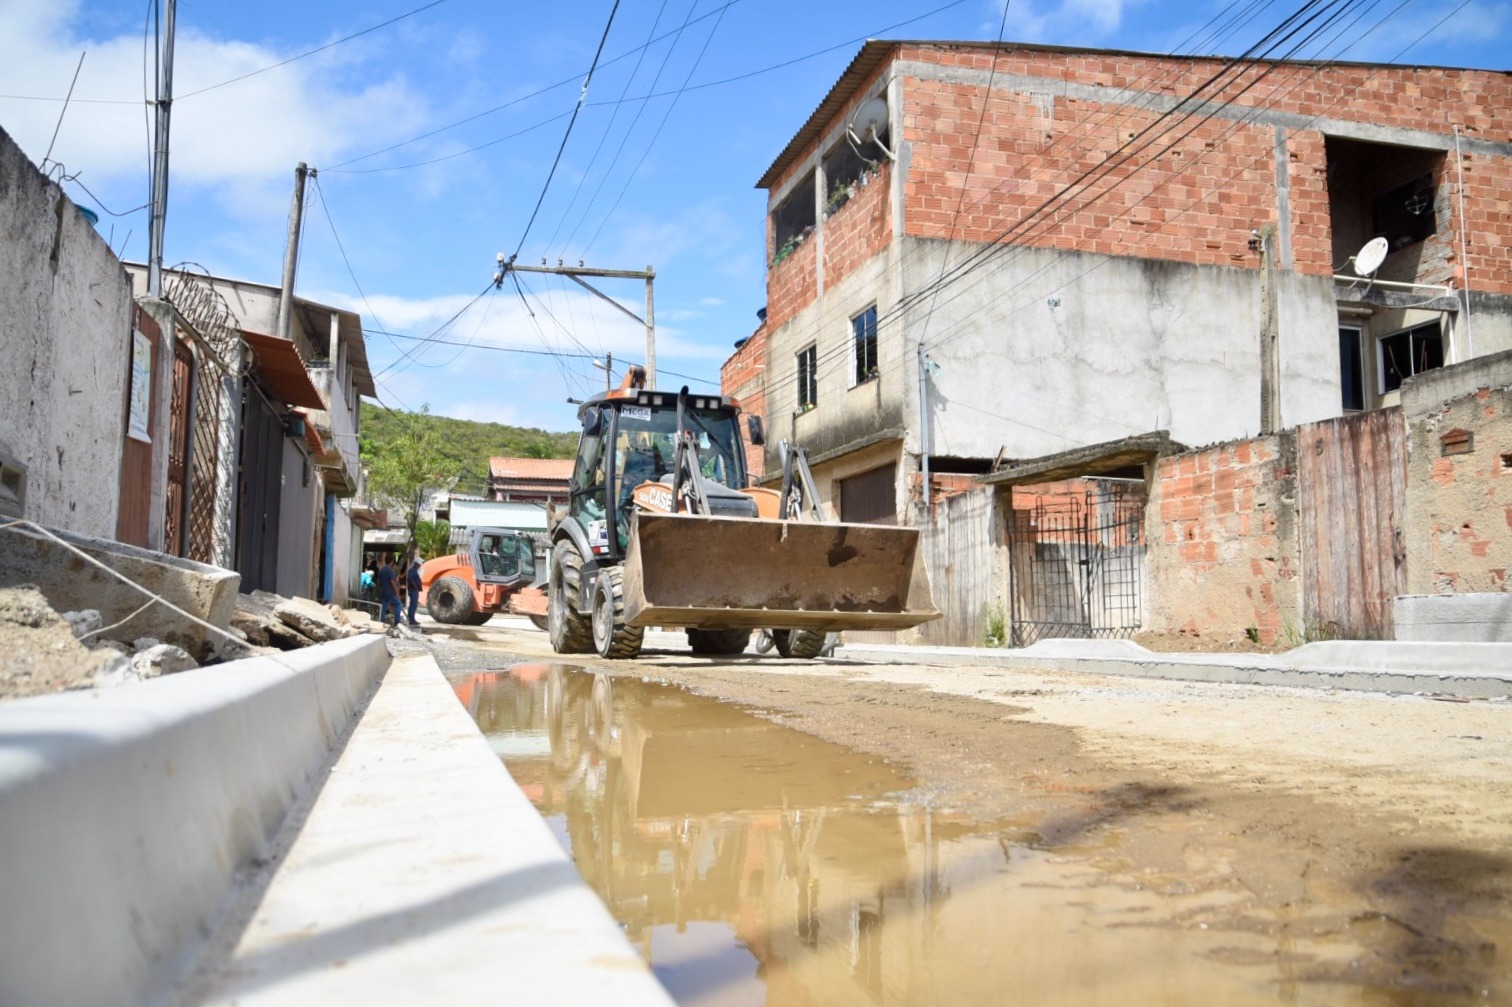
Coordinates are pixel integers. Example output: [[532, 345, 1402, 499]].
[[528, 614, 550, 632], [687, 627, 753, 656], [464, 610, 493, 626], [549, 539, 594, 654], [772, 628, 827, 659], [591, 566, 644, 660], [427, 576, 475, 625]]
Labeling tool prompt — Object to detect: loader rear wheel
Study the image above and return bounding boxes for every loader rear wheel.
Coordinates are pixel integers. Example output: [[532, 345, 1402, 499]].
[[463, 611, 493, 626], [529, 614, 550, 632], [772, 628, 827, 660], [549, 540, 594, 654], [687, 628, 752, 656], [427, 576, 475, 625], [591, 566, 644, 660]]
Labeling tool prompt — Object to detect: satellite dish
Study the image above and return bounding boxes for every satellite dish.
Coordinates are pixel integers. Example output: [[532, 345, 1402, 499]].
[[850, 97, 889, 141], [1353, 236, 1389, 276], [847, 96, 896, 161]]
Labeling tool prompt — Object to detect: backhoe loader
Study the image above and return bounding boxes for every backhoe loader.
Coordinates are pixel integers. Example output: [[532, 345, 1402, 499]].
[[547, 367, 939, 660]]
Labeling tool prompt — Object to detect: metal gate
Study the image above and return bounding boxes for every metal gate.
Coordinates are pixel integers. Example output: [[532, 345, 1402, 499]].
[[164, 339, 194, 556], [1008, 481, 1144, 646]]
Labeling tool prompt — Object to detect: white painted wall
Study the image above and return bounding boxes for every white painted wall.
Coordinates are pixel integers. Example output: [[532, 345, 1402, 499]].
[[0, 128, 133, 537]]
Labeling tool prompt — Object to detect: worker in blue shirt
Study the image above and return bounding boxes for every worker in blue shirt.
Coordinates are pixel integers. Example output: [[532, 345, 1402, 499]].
[[406, 558, 423, 627], [376, 556, 401, 627]]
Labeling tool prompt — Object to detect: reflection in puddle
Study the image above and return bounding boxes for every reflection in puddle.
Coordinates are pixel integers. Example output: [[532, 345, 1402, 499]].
[[457, 666, 1479, 1006]]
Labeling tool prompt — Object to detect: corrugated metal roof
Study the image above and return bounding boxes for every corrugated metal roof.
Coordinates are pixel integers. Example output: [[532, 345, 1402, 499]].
[[756, 40, 896, 190], [242, 330, 326, 409]]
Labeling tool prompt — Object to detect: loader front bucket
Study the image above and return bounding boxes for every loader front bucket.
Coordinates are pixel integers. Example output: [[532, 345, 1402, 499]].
[[620, 512, 940, 632]]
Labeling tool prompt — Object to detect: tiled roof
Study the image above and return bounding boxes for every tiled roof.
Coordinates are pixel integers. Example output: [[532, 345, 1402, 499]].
[[488, 457, 574, 482]]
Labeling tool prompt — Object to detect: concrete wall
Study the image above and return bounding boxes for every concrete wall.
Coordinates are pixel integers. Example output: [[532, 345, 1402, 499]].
[[1145, 434, 1302, 646], [0, 636, 389, 1007], [1400, 349, 1512, 595], [900, 243, 1337, 460], [0, 127, 134, 538]]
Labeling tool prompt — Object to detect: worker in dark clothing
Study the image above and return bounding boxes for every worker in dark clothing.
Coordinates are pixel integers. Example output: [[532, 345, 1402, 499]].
[[376, 556, 401, 627], [406, 559, 423, 627]]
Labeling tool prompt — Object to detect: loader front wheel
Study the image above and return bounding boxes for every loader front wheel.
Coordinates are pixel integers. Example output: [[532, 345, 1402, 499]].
[[427, 576, 475, 625], [549, 540, 594, 654], [463, 610, 493, 626], [591, 566, 644, 660], [772, 628, 828, 660], [687, 628, 753, 656]]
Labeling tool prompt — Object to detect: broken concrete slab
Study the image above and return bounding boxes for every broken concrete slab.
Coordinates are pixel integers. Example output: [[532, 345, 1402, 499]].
[[131, 644, 198, 678], [0, 524, 239, 661], [274, 597, 351, 644]]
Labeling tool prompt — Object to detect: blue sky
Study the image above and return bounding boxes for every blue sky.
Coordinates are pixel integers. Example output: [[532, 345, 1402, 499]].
[[3, 0, 1506, 431]]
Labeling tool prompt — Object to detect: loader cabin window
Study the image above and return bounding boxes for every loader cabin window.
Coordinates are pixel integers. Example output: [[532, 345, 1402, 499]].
[[797, 344, 817, 412], [611, 401, 746, 547], [570, 408, 609, 528], [852, 305, 878, 385]]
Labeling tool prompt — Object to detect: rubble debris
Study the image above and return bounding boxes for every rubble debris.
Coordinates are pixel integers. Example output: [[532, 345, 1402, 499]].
[[0, 585, 122, 700], [274, 597, 350, 644], [62, 609, 102, 639], [0, 523, 239, 661], [131, 644, 198, 678]]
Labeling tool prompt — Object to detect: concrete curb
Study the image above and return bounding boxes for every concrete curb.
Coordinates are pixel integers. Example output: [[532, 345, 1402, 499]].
[[0, 635, 389, 1007], [833, 638, 1512, 698], [193, 654, 676, 1006]]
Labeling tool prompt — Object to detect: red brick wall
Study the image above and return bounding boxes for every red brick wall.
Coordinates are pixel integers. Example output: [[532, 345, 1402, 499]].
[[764, 231, 817, 331], [721, 325, 769, 479], [823, 163, 892, 288], [1405, 382, 1512, 594], [891, 46, 1512, 290], [1146, 435, 1301, 645]]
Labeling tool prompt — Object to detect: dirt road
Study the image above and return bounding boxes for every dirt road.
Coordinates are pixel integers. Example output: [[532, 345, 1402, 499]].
[[423, 619, 1512, 1002]]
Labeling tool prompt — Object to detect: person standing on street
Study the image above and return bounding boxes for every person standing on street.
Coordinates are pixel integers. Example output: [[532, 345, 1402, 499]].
[[377, 555, 401, 627], [406, 557, 423, 627]]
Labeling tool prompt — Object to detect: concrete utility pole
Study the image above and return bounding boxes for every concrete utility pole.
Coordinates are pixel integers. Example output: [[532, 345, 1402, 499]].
[[1258, 224, 1281, 434], [276, 163, 309, 342], [918, 341, 932, 511], [497, 260, 657, 386], [146, 0, 176, 298]]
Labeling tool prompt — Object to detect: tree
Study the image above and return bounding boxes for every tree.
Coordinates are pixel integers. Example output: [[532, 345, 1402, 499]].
[[361, 405, 454, 558], [413, 519, 453, 561]]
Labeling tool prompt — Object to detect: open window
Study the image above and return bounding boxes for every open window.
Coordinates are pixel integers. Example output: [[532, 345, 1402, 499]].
[[1339, 326, 1365, 411], [1378, 322, 1443, 394], [1326, 137, 1443, 278], [823, 123, 888, 216], [796, 344, 818, 412], [851, 305, 878, 385], [771, 173, 816, 265]]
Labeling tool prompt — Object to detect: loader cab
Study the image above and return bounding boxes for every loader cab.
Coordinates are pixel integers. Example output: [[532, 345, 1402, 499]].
[[471, 528, 535, 587], [568, 391, 748, 561]]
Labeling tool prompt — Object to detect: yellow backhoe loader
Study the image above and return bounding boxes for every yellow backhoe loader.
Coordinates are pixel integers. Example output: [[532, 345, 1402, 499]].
[[547, 367, 939, 659]]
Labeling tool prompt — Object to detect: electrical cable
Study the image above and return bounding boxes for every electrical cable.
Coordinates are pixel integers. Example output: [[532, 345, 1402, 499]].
[[509, 0, 624, 264]]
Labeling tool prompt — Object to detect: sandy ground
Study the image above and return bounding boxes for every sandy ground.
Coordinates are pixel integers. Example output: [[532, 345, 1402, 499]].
[[417, 616, 1512, 1001]]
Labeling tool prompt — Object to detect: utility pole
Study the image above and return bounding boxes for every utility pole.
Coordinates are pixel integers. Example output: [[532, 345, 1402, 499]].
[[1258, 224, 1281, 434], [496, 259, 657, 386], [276, 163, 309, 342], [146, 0, 176, 298], [593, 352, 613, 391], [918, 340, 932, 511]]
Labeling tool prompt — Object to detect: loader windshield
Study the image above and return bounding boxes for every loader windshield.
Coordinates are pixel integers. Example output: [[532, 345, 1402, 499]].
[[613, 405, 744, 491]]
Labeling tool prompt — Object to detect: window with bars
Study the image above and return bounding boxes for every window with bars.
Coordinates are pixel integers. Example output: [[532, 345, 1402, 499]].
[[796, 344, 817, 412], [852, 305, 877, 385]]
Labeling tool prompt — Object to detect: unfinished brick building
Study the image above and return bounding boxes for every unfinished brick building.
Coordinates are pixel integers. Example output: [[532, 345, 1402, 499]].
[[726, 39, 1512, 526]]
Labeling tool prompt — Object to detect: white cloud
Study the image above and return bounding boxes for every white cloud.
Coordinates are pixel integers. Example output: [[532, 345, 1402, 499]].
[[0, 0, 430, 217]]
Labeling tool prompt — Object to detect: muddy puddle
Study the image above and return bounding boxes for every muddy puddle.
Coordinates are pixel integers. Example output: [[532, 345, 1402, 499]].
[[456, 665, 1499, 1005]]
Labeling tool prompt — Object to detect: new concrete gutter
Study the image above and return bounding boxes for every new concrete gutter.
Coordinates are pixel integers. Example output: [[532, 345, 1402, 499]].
[[185, 654, 675, 1006], [0, 636, 389, 1007], [835, 638, 1512, 698]]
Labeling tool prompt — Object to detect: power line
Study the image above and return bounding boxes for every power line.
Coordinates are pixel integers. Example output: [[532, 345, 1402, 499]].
[[177, 0, 450, 101], [362, 326, 719, 385], [509, 0, 624, 263]]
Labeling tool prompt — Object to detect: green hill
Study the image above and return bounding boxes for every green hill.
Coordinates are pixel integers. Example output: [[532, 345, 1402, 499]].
[[360, 402, 577, 497]]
